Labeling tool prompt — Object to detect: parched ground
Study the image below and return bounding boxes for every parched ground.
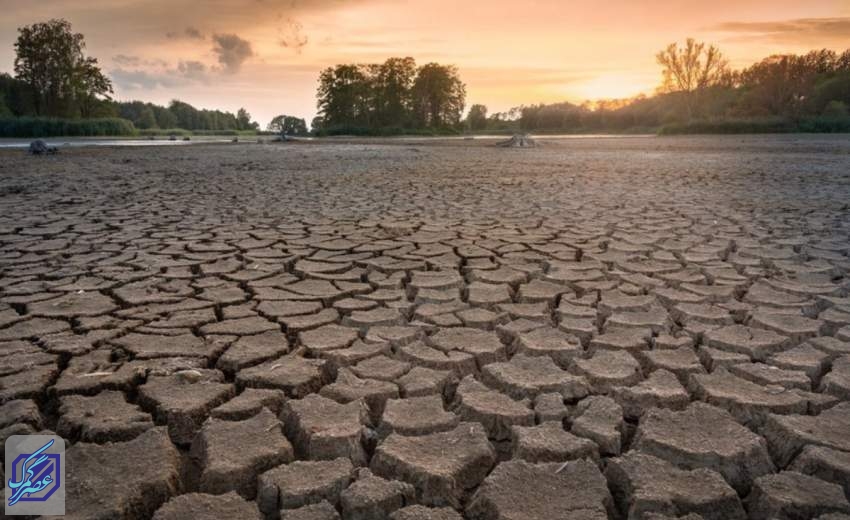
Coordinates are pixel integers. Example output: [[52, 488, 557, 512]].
[[1, 135, 850, 520]]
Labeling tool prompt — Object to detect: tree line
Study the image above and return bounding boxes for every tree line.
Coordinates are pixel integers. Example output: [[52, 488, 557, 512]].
[[0, 19, 265, 136], [312, 57, 466, 135], [467, 41, 850, 134]]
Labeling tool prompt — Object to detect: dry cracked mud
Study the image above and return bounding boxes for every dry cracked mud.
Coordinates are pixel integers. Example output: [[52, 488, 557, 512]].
[[1, 135, 850, 519]]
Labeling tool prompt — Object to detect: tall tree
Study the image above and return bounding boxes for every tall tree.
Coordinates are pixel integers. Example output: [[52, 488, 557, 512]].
[[411, 63, 466, 128], [236, 108, 258, 130], [466, 104, 488, 130], [373, 57, 417, 127], [14, 19, 112, 117], [316, 64, 372, 128], [656, 38, 728, 119]]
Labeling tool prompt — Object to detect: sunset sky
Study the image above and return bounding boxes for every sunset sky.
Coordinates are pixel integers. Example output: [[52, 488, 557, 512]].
[[1, 0, 849, 127]]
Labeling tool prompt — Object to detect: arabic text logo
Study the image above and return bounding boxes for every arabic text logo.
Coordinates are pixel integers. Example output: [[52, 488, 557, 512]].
[[7, 439, 61, 506]]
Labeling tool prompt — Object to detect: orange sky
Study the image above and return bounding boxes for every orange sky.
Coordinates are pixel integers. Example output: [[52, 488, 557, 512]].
[[1, 0, 849, 127]]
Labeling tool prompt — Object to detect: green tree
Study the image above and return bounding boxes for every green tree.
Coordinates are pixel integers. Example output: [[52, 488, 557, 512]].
[[372, 57, 417, 127], [14, 19, 112, 117], [267, 115, 308, 135], [0, 92, 11, 117], [466, 104, 488, 130], [411, 63, 466, 128], [656, 38, 728, 120], [137, 106, 158, 129], [236, 108, 258, 130], [316, 64, 373, 128]]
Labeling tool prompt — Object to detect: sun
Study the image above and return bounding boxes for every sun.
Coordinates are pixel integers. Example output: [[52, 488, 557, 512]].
[[573, 73, 656, 101]]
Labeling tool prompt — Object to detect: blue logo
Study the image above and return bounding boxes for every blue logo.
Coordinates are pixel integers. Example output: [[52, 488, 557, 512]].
[[7, 439, 60, 506], [5, 435, 65, 516]]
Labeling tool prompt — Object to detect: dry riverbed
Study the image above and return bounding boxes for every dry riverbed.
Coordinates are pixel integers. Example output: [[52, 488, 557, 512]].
[[1, 135, 850, 519]]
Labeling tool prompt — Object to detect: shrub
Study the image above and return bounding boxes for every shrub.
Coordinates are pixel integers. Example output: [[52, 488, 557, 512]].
[[0, 117, 135, 137]]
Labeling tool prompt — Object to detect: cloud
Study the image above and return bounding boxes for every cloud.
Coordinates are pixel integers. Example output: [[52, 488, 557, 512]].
[[112, 54, 142, 66], [110, 68, 181, 90], [177, 60, 208, 80], [212, 33, 254, 73], [709, 17, 850, 45], [278, 19, 308, 54], [110, 59, 209, 90], [166, 26, 206, 40]]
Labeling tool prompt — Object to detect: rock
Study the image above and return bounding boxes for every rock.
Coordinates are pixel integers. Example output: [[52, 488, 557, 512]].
[[573, 349, 642, 393], [370, 422, 495, 507], [746, 471, 850, 520], [511, 421, 599, 463], [340, 468, 415, 520], [217, 330, 290, 373], [639, 346, 706, 384], [515, 326, 583, 369], [236, 354, 332, 397], [378, 395, 459, 438], [769, 344, 831, 382], [790, 445, 850, 499], [29, 139, 57, 155], [729, 362, 811, 390], [533, 392, 569, 422], [611, 369, 689, 420], [352, 356, 411, 382], [689, 368, 811, 427], [319, 368, 398, 421], [821, 354, 850, 400], [428, 327, 507, 367], [465, 459, 613, 519], [571, 395, 624, 455], [389, 505, 463, 520], [399, 342, 477, 377], [282, 501, 342, 520], [0, 398, 42, 429], [191, 408, 294, 498], [63, 427, 181, 520], [704, 324, 790, 361], [153, 492, 263, 520], [454, 376, 534, 441], [397, 366, 456, 398], [480, 353, 588, 400], [211, 388, 287, 420], [282, 393, 368, 465], [57, 390, 153, 442], [258, 458, 354, 514], [138, 371, 235, 444], [496, 134, 537, 148], [634, 402, 775, 493], [605, 451, 746, 520], [749, 312, 825, 346], [762, 402, 850, 467]]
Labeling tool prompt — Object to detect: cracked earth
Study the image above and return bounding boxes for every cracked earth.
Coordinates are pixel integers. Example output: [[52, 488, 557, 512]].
[[1, 135, 850, 520]]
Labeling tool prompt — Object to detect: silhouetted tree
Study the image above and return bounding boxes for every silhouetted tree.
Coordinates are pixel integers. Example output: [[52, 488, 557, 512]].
[[268, 115, 308, 135], [372, 57, 417, 127], [467, 104, 488, 130], [656, 38, 728, 119], [14, 19, 112, 117], [317, 64, 372, 128], [411, 63, 466, 128], [236, 108, 258, 130]]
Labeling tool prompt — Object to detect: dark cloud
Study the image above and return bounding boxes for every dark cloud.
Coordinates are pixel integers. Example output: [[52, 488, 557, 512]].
[[166, 26, 206, 40], [212, 33, 254, 73], [709, 17, 850, 44], [278, 19, 308, 53], [184, 26, 204, 39], [177, 60, 207, 80]]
